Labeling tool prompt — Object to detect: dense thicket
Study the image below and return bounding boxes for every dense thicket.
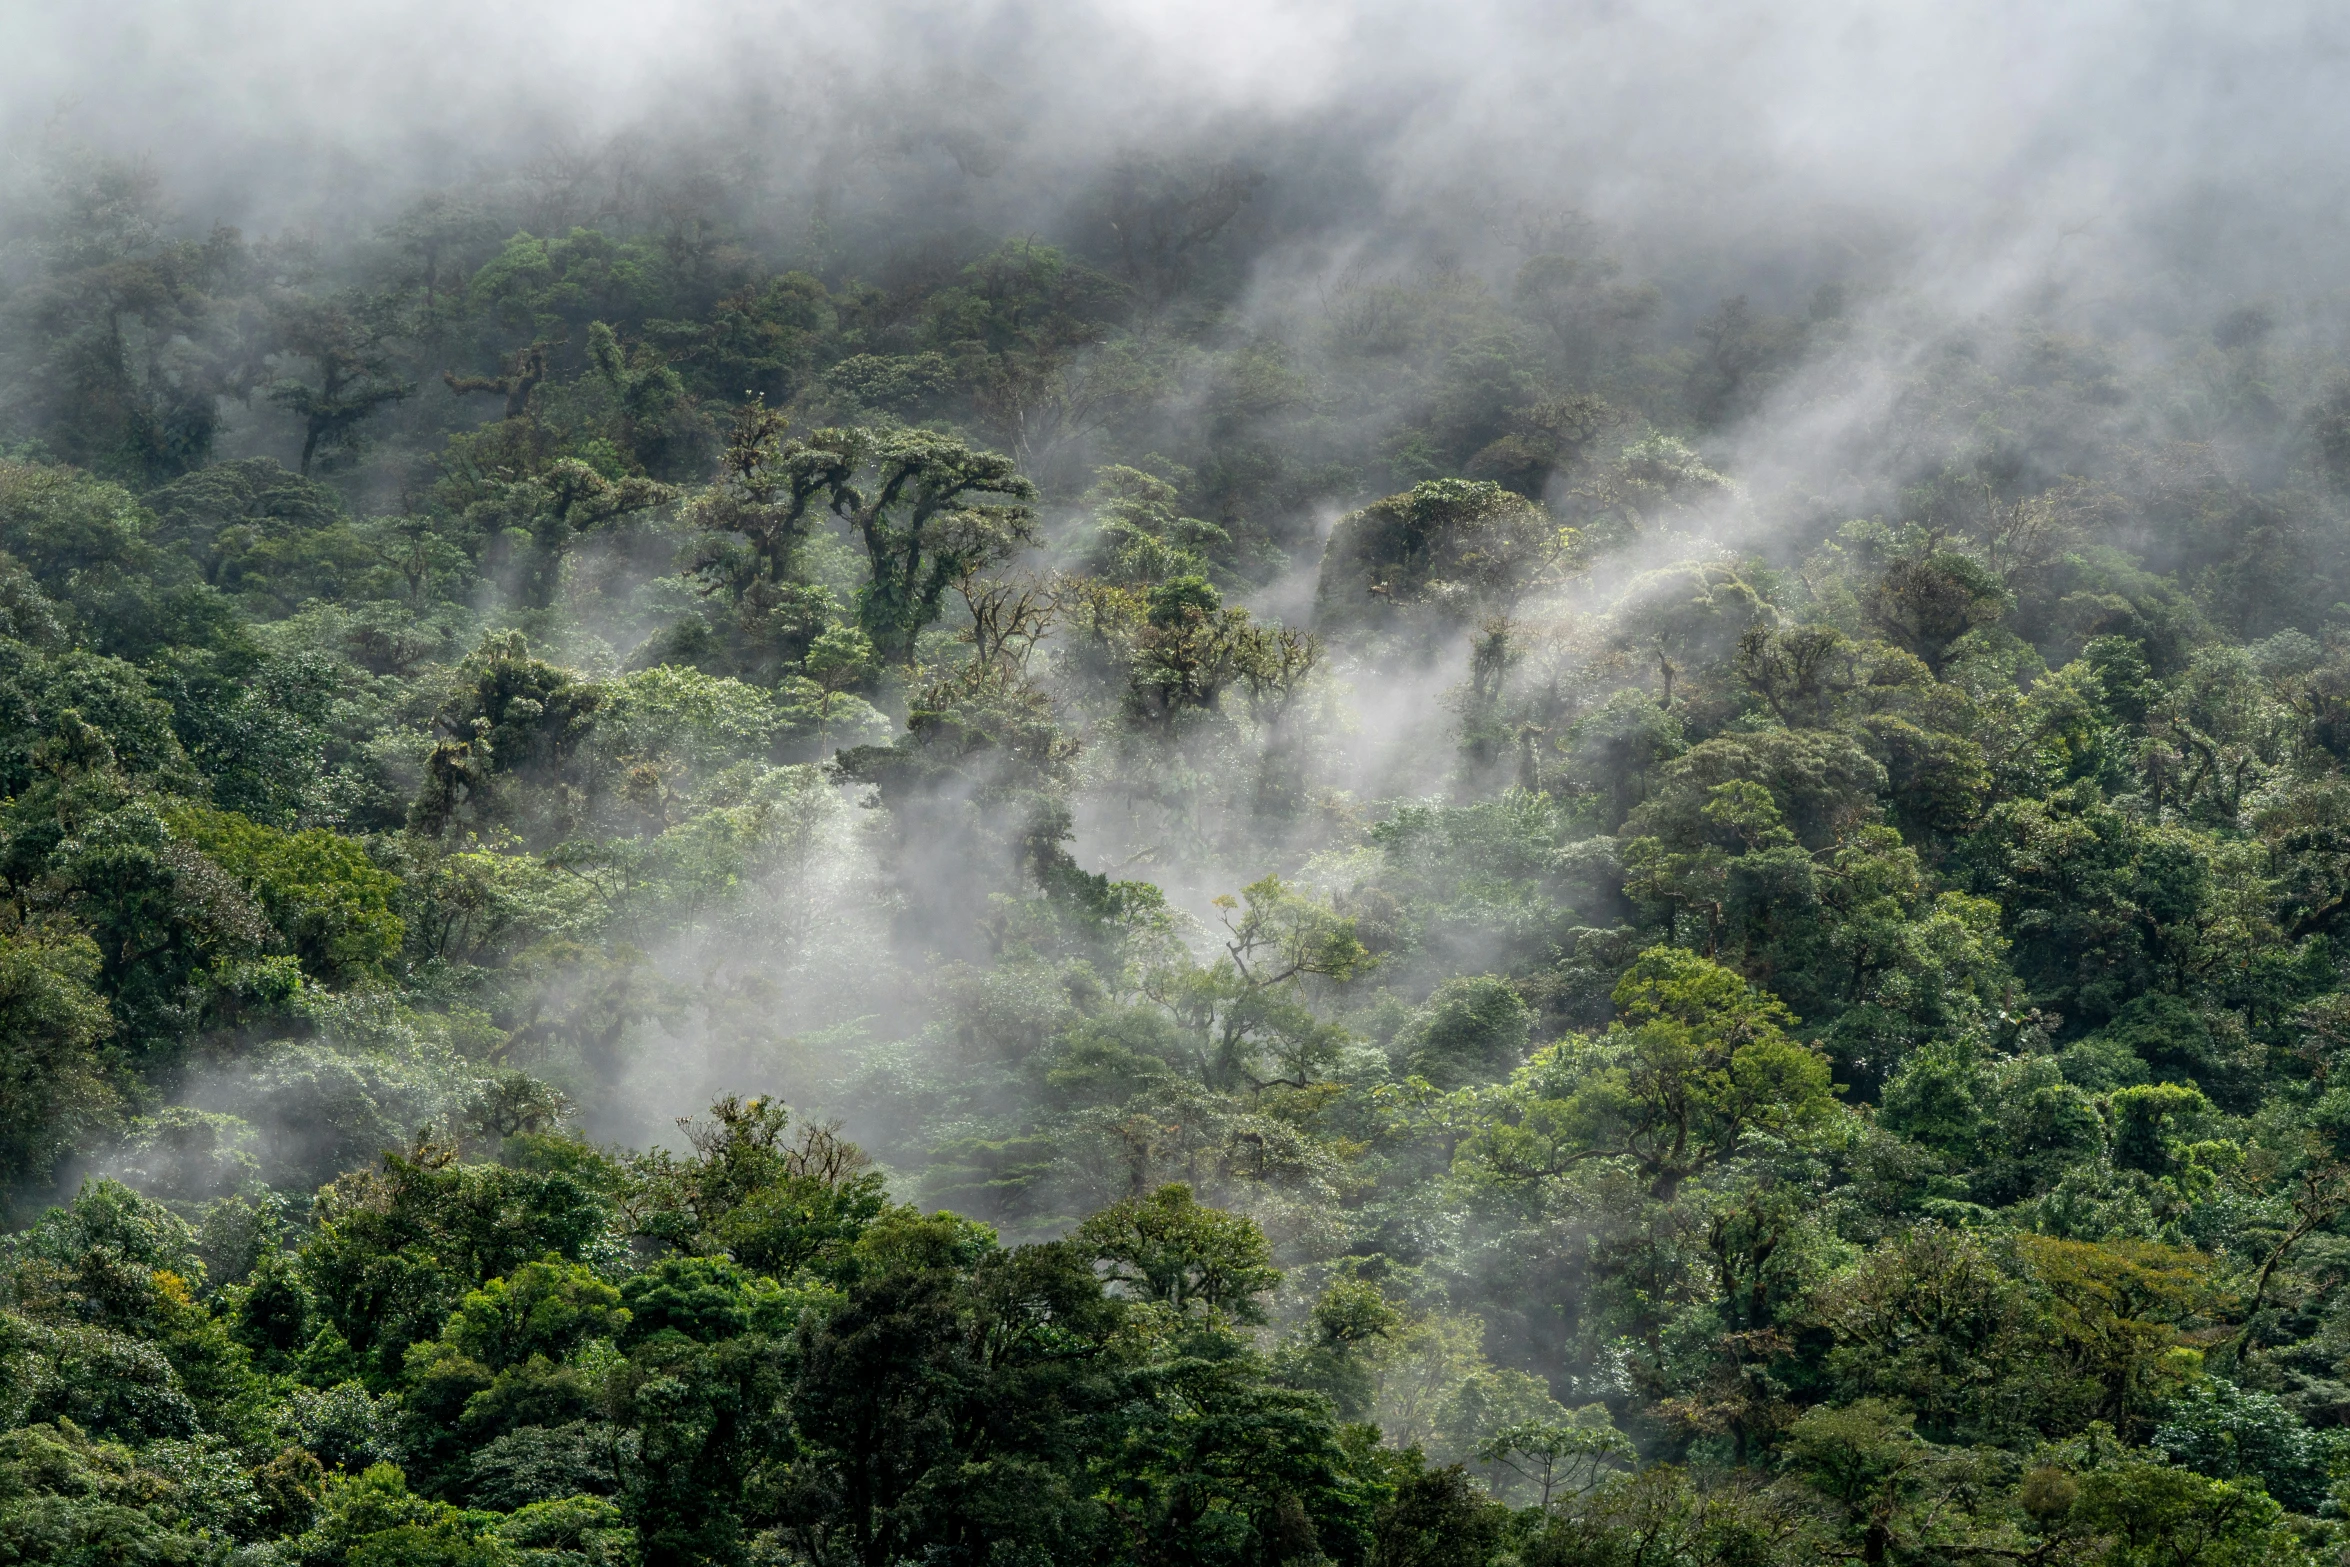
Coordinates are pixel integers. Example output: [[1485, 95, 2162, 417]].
[[7, 143, 2350, 1565]]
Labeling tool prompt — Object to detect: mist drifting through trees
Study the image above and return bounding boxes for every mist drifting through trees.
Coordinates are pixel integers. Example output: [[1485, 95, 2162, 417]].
[[6, 1, 2350, 1563]]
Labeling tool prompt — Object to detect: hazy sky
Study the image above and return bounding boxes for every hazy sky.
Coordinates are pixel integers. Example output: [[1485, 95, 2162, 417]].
[[9, 0, 2348, 308]]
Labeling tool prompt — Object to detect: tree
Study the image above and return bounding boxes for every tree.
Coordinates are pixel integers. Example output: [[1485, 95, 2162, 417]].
[[1526, 1464, 1808, 1567], [1472, 947, 1838, 1200], [1862, 549, 2012, 675], [5, 785, 277, 1067], [1369, 1460, 1506, 1567], [1316, 478, 1577, 638], [1082, 462, 1227, 586], [817, 427, 1040, 661], [300, 1146, 615, 1386], [442, 341, 548, 420], [1151, 876, 1369, 1093], [1093, 157, 1263, 304], [264, 294, 411, 475], [410, 634, 604, 843], [630, 1095, 897, 1280], [1396, 976, 1533, 1088], [2153, 1379, 2346, 1513], [1813, 1227, 2049, 1445], [1477, 1409, 1633, 1511], [0, 1420, 229, 1564], [0, 923, 117, 1193], [1685, 295, 1793, 428], [140, 456, 356, 615], [1110, 574, 1319, 732], [10, 152, 248, 483], [1099, 1344, 1363, 1567], [166, 806, 404, 986], [689, 398, 846, 589], [2013, 1236, 2215, 1438], [779, 1222, 1126, 1567], [1776, 1400, 1969, 1566], [1512, 246, 1658, 380], [2071, 1460, 2310, 1567], [1074, 1183, 1281, 1323]]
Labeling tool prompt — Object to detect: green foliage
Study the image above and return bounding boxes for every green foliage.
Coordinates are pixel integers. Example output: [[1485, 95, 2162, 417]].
[[300, 1149, 615, 1386], [1862, 549, 2014, 673], [0, 923, 117, 1190], [1318, 477, 1576, 637], [1074, 1183, 1282, 1322], [18, 127, 2350, 1567], [143, 458, 366, 618], [166, 807, 403, 985], [0, 1422, 226, 1566], [2154, 1378, 2347, 1513], [439, 1260, 624, 1372], [287, 1462, 508, 1566], [786, 425, 1042, 660], [2070, 1459, 2308, 1567], [1395, 975, 1532, 1088], [1472, 947, 1836, 1199]]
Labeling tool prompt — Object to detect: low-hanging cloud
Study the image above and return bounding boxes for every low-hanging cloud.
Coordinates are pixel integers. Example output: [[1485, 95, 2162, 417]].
[[7, 0, 2348, 318]]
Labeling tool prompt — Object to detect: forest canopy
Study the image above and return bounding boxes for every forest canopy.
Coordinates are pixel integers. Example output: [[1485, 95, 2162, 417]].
[[10, 9, 2350, 1559]]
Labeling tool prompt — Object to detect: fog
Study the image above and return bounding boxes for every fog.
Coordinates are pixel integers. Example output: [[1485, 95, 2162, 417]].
[[15, 0, 2350, 1200], [16, 0, 2350, 1510], [15, 0, 2350, 303]]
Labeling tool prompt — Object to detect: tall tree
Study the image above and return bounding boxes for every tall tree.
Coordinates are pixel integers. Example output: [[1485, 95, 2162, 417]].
[[264, 293, 410, 475]]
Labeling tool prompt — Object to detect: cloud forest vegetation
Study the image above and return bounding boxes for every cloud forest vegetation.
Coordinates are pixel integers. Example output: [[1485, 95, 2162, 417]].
[[10, 139, 2350, 1567]]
